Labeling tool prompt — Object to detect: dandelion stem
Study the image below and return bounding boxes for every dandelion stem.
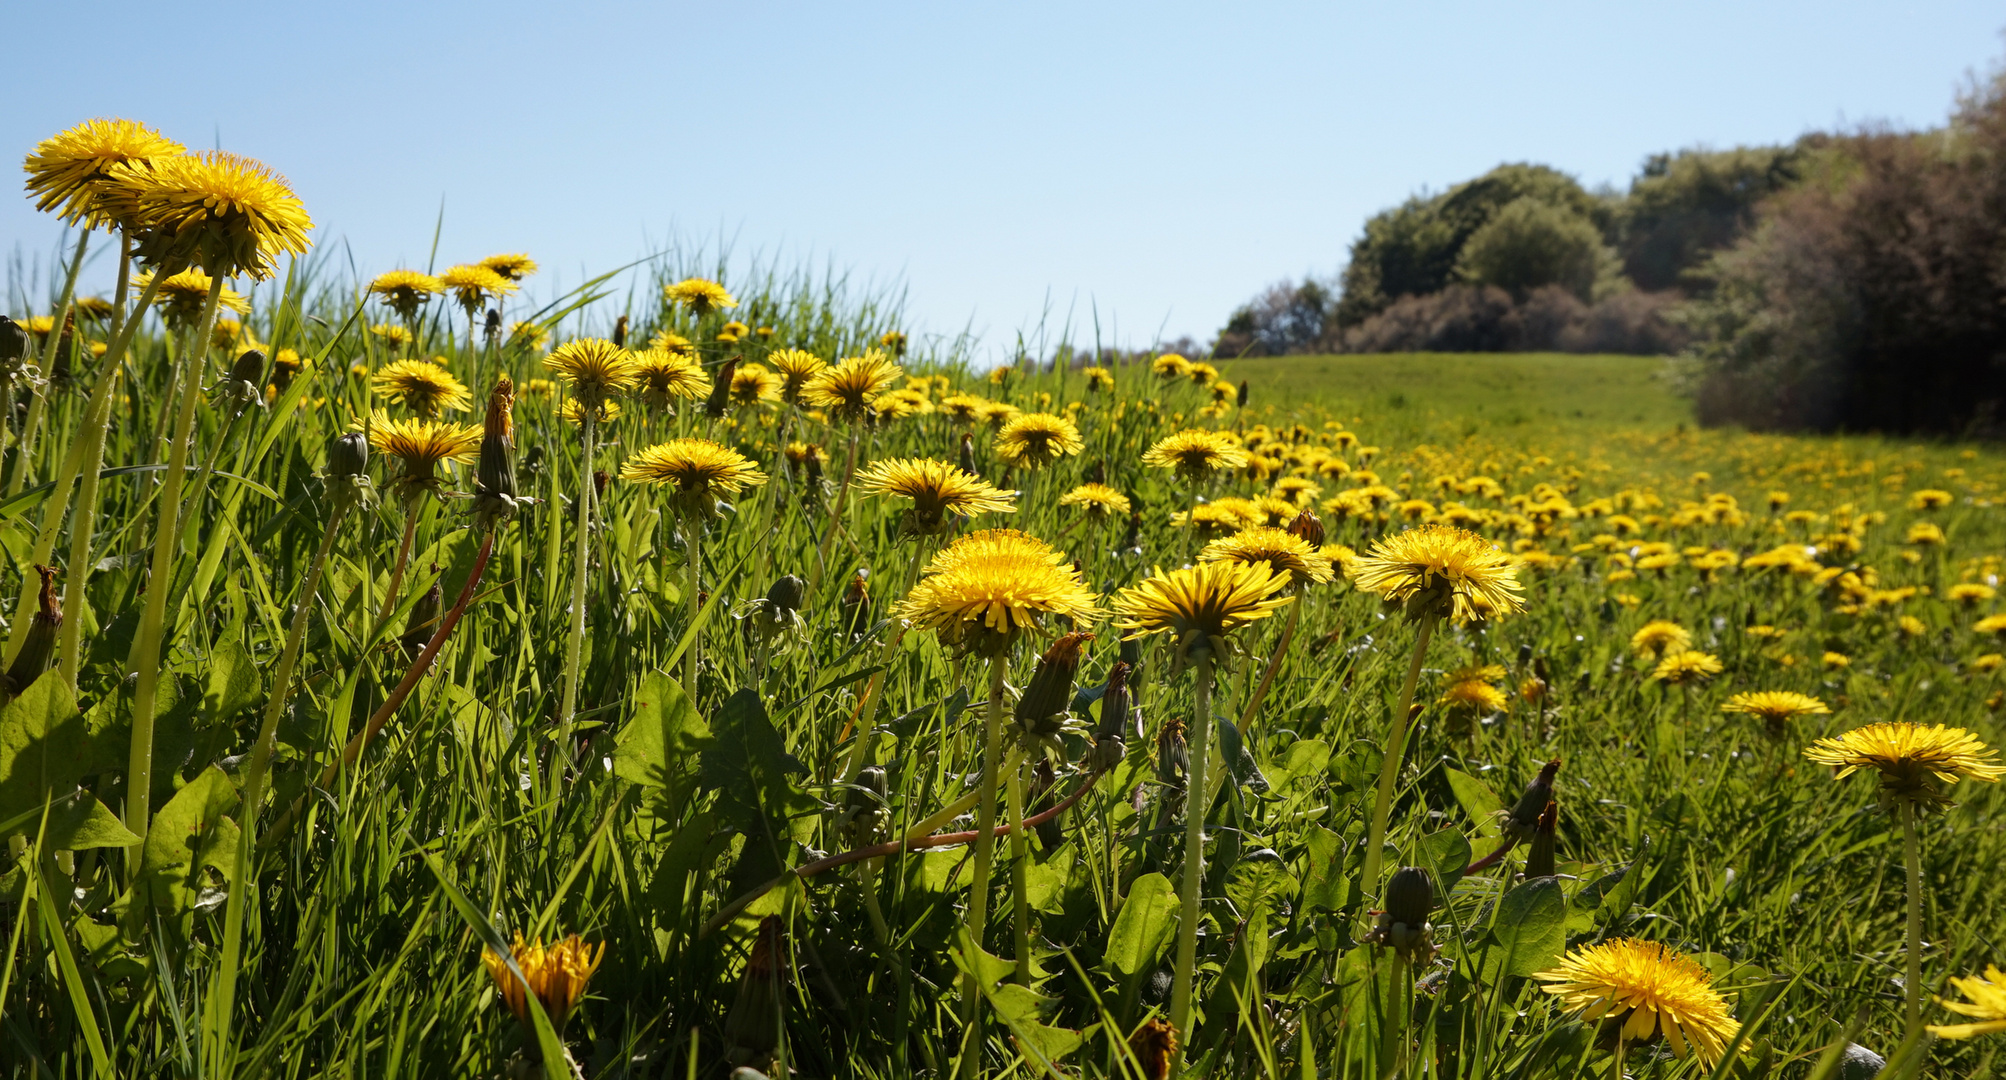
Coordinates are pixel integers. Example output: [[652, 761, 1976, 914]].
[[1901, 800, 1924, 1037], [124, 272, 226, 859], [958, 657, 1008, 1078], [1007, 757, 1033, 984], [811, 427, 860, 597], [1168, 647, 1215, 1068], [1362, 614, 1437, 903], [374, 497, 422, 627], [686, 511, 703, 696], [6, 228, 87, 497]]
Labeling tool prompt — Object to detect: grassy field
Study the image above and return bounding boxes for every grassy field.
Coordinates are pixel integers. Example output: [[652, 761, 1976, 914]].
[[1219, 352, 1693, 438], [12, 124, 2006, 1080]]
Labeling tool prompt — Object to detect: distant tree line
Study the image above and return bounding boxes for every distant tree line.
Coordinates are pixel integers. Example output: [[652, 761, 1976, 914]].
[[1218, 60, 2006, 434]]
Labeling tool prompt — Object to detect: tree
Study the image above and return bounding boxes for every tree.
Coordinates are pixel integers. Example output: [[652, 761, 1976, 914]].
[[1453, 197, 1617, 301], [1619, 145, 1807, 291]]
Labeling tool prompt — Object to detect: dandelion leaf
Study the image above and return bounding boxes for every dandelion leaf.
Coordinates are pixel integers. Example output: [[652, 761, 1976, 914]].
[[1485, 876, 1566, 980], [614, 672, 711, 789], [122, 765, 240, 948]]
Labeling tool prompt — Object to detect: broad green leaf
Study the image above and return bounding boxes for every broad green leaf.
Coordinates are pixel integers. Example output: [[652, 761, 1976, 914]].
[[1443, 766, 1503, 836], [698, 689, 816, 891], [124, 766, 241, 949], [1418, 827, 1473, 897], [613, 672, 711, 788], [203, 634, 260, 723], [40, 794, 141, 851], [1300, 824, 1349, 914], [1104, 872, 1177, 980], [1277, 739, 1331, 787], [0, 672, 89, 826], [1488, 876, 1566, 979]]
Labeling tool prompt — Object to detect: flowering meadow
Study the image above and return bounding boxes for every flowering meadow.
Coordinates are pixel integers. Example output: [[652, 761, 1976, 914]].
[[7, 118, 2006, 1080]]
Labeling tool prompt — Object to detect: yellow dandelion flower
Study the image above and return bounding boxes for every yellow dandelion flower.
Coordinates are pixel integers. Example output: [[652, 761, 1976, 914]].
[[133, 268, 250, 326], [23, 117, 186, 230], [1199, 526, 1335, 590], [356, 411, 480, 492], [1804, 721, 2005, 810], [858, 457, 1016, 534], [1910, 489, 1955, 511], [994, 412, 1084, 470], [1949, 583, 1996, 605], [1058, 482, 1131, 521], [1822, 650, 1850, 669], [802, 350, 902, 422], [481, 932, 604, 1034], [1152, 353, 1192, 379], [938, 393, 988, 425], [716, 320, 749, 342], [649, 328, 696, 356], [1929, 965, 2006, 1039], [543, 338, 640, 402], [1649, 649, 1723, 686], [662, 277, 737, 316], [369, 322, 415, 348], [1440, 679, 1509, 713], [870, 387, 933, 422], [767, 348, 826, 404], [372, 359, 472, 418], [977, 399, 1021, 429], [895, 529, 1101, 657], [728, 362, 782, 407], [438, 264, 517, 321], [1721, 690, 1829, 734], [1630, 620, 1692, 658], [368, 270, 445, 321], [559, 396, 622, 425], [621, 437, 766, 516], [1534, 939, 1741, 1068], [631, 348, 710, 407], [1113, 560, 1293, 664], [117, 150, 312, 280], [478, 252, 538, 281], [522, 378, 556, 396], [1351, 524, 1524, 624], [1907, 521, 1946, 546], [1142, 429, 1250, 483], [1083, 366, 1114, 391]]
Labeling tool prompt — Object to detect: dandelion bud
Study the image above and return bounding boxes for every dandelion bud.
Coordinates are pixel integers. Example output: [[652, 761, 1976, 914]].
[[766, 574, 806, 614], [1505, 759, 1560, 841], [1013, 631, 1091, 758], [1368, 866, 1437, 963], [475, 377, 518, 527], [221, 348, 267, 411], [611, 314, 629, 348], [483, 308, 501, 343], [1156, 714, 1188, 786], [1518, 642, 1534, 666], [0, 316, 27, 365], [803, 444, 825, 486], [840, 568, 871, 639], [1087, 661, 1132, 771], [1287, 508, 1325, 549], [1524, 800, 1558, 878], [957, 431, 978, 477], [723, 916, 789, 1070], [1128, 1018, 1178, 1080], [1120, 512, 1143, 553], [326, 432, 375, 514], [1237, 379, 1250, 407], [704, 357, 738, 419], [2, 566, 61, 699], [841, 765, 890, 846]]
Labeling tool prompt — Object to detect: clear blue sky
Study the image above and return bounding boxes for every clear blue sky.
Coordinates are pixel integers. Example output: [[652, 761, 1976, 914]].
[[5, 1, 2000, 357]]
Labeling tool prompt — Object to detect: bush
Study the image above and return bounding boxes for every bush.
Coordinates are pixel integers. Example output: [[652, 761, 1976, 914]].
[[1454, 197, 1618, 300], [1683, 70, 2006, 434], [1336, 284, 1686, 355]]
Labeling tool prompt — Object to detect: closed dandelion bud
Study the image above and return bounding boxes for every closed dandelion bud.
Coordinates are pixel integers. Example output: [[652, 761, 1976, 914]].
[[1128, 1018, 1178, 1080], [803, 444, 825, 486], [611, 314, 629, 348], [0, 315, 27, 364], [1369, 866, 1437, 962], [704, 357, 738, 419], [957, 431, 978, 477], [222, 348, 267, 410], [766, 574, 805, 614], [1505, 759, 1560, 841], [1524, 800, 1558, 878], [1287, 508, 1325, 549], [723, 916, 789, 1070], [841, 765, 890, 846], [50, 311, 78, 384], [1121, 512, 1143, 552], [483, 307, 501, 344], [3, 566, 61, 698], [1156, 714, 1188, 786], [326, 432, 375, 514], [475, 377, 519, 527], [840, 568, 871, 638], [1087, 661, 1132, 771], [1237, 379, 1249, 407], [1013, 631, 1092, 757]]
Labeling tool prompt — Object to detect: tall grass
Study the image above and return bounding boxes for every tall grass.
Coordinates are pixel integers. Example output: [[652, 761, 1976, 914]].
[[4, 227, 2006, 1080]]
